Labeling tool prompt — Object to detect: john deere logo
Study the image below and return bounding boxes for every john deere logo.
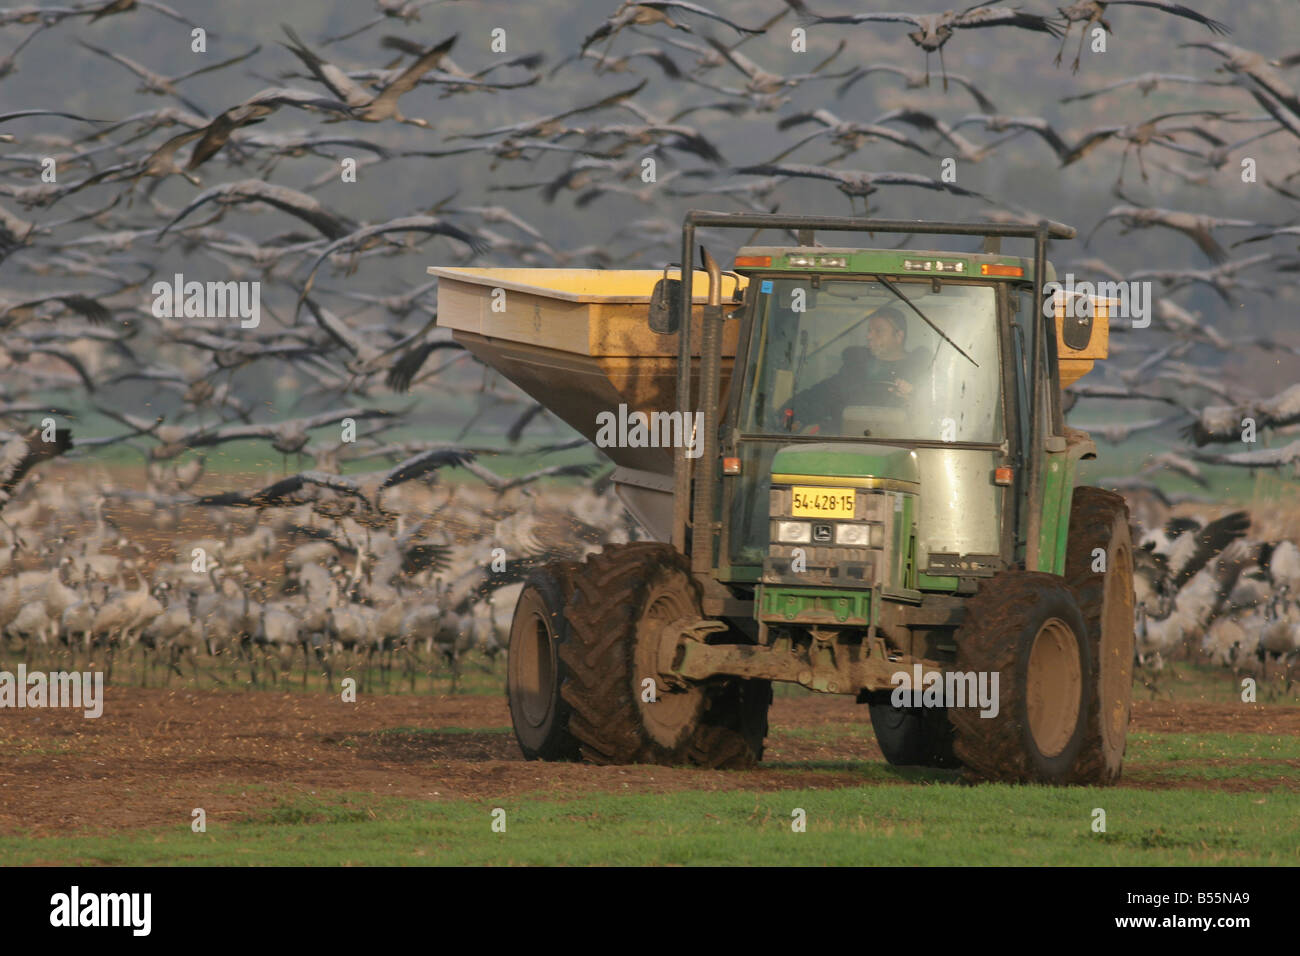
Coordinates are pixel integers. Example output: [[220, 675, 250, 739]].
[[812, 524, 832, 543]]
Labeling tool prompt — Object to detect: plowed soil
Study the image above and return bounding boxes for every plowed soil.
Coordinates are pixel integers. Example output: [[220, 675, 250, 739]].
[[2, 688, 1297, 835]]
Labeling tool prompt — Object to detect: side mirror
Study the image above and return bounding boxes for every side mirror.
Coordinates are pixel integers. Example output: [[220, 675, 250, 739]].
[[1049, 291, 1101, 352], [649, 277, 682, 334], [1061, 311, 1092, 351]]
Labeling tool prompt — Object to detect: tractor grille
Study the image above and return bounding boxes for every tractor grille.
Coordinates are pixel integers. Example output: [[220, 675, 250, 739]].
[[762, 486, 897, 588]]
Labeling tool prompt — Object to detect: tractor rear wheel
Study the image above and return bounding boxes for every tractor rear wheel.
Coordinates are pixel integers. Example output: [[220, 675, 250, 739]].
[[867, 699, 960, 768], [560, 543, 764, 768], [1063, 487, 1136, 785], [690, 677, 772, 769], [506, 564, 581, 761], [950, 572, 1091, 783]]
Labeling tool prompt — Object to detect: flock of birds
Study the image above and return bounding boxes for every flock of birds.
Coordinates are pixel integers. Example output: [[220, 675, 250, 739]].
[[0, 456, 632, 688], [0, 0, 1298, 691], [1134, 508, 1300, 693]]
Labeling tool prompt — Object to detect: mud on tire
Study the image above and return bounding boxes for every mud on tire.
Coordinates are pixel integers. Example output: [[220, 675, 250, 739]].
[[1062, 487, 1136, 785], [560, 543, 767, 768], [950, 571, 1091, 783]]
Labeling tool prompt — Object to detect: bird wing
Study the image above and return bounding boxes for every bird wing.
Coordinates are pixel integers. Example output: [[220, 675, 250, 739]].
[[379, 447, 476, 490], [3, 293, 110, 325], [1106, 1, 1231, 35], [1180, 222, 1230, 264], [302, 297, 372, 359], [1242, 85, 1300, 141], [643, 1, 766, 34], [703, 33, 760, 79], [75, 39, 158, 83], [1191, 440, 1300, 467], [296, 407, 398, 432], [0, 426, 72, 503], [835, 65, 899, 97], [0, 108, 107, 125], [279, 24, 370, 106], [372, 33, 459, 105], [1008, 117, 1070, 159], [1061, 127, 1118, 165], [21, 346, 96, 392], [385, 340, 465, 392], [461, 459, 506, 491], [802, 9, 922, 27], [506, 402, 546, 444], [870, 171, 987, 198], [733, 162, 845, 184], [498, 462, 600, 493], [297, 217, 488, 313], [173, 44, 262, 83], [1260, 384, 1300, 428], [173, 179, 354, 240], [953, 6, 1063, 36], [947, 74, 998, 113]]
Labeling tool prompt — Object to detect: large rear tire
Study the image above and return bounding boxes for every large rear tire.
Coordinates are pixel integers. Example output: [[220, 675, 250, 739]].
[[506, 564, 581, 761], [950, 572, 1091, 783], [560, 543, 765, 768], [690, 677, 772, 769], [1063, 487, 1136, 785]]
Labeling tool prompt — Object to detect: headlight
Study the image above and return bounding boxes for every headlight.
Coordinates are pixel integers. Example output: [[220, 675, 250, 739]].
[[775, 521, 811, 543], [834, 523, 884, 546], [834, 523, 871, 546]]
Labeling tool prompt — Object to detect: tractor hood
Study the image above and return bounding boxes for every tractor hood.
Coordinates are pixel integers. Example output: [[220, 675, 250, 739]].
[[770, 443, 920, 487]]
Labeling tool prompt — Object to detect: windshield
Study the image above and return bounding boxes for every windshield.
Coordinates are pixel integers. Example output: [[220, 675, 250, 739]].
[[739, 277, 1004, 444]]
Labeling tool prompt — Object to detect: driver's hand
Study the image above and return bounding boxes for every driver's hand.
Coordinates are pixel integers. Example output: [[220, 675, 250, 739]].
[[891, 377, 914, 397]]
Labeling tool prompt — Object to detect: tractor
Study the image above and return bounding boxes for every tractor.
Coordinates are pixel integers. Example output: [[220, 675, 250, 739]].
[[433, 211, 1135, 784]]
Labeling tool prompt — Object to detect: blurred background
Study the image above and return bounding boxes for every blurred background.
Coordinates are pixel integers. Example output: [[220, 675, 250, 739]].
[[1, 0, 1297, 695]]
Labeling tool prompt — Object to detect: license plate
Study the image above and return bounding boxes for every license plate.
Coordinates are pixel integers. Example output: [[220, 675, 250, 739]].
[[790, 486, 855, 519]]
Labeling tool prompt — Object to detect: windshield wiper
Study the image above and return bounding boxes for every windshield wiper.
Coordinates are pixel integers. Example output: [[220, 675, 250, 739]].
[[876, 275, 978, 368]]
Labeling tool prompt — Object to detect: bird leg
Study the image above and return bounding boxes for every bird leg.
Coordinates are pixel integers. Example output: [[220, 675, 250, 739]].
[[1072, 20, 1090, 74], [939, 45, 948, 92], [1053, 23, 1071, 66]]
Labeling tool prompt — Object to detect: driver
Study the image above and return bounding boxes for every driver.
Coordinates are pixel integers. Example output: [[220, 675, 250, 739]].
[[782, 306, 923, 431], [862, 306, 923, 401]]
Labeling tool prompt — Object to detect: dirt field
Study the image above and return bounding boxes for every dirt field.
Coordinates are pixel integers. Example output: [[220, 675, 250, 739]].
[[3, 687, 1298, 837]]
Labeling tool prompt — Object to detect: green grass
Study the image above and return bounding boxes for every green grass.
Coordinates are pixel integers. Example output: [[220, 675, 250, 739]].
[[2, 785, 1295, 866], [1127, 732, 1300, 763], [3, 721, 1297, 866]]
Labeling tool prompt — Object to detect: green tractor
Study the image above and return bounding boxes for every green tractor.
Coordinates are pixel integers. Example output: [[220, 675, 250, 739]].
[[435, 211, 1136, 784]]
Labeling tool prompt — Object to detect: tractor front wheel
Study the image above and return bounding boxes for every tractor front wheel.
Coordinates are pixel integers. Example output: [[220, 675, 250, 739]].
[[950, 572, 1091, 783]]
